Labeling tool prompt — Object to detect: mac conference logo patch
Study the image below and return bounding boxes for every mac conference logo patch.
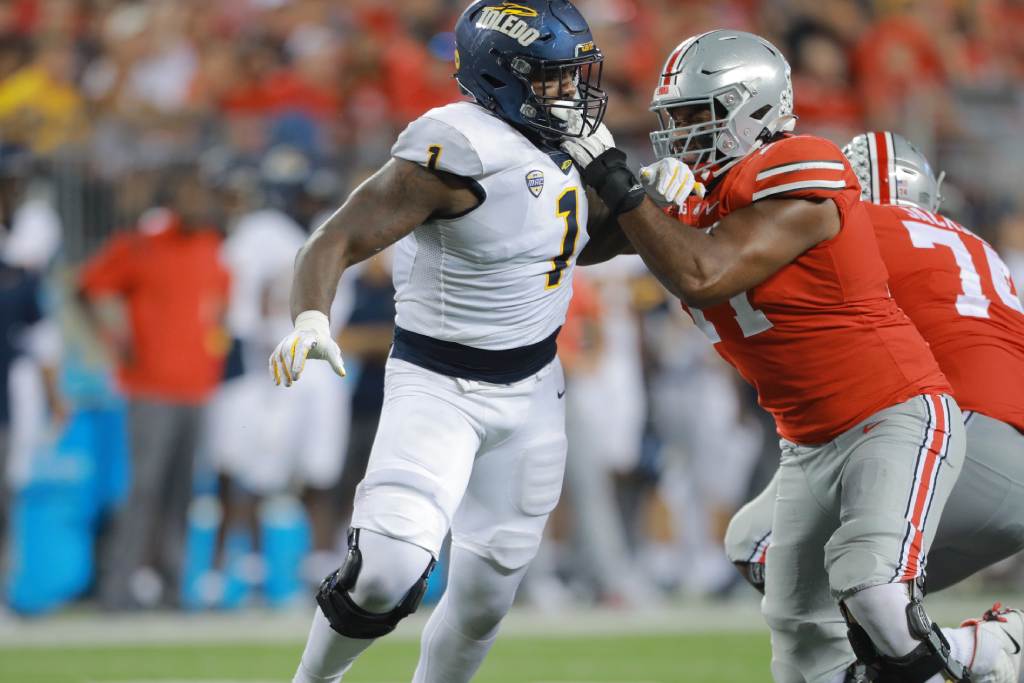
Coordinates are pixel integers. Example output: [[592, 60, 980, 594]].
[[526, 169, 544, 197]]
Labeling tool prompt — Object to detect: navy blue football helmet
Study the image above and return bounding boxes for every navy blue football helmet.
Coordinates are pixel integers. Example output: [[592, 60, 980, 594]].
[[454, 0, 607, 139]]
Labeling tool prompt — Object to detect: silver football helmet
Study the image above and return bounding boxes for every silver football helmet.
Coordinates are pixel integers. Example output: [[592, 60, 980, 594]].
[[842, 131, 944, 212], [650, 30, 796, 177]]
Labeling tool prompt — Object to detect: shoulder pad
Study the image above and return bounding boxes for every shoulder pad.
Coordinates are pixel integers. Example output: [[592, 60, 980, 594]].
[[392, 108, 484, 178], [728, 135, 856, 206], [392, 102, 536, 178]]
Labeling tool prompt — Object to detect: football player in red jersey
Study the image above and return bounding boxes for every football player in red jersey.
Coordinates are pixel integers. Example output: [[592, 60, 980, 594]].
[[561, 30, 1022, 683], [725, 131, 1024, 681]]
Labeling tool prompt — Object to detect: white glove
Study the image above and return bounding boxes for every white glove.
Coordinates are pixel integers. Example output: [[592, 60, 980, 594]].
[[639, 157, 706, 210], [560, 121, 616, 169], [269, 310, 346, 387]]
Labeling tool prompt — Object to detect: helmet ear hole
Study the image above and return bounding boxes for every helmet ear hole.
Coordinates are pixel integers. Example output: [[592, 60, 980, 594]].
[[749, 104, 772, 121], [481, 73, 506, 88]]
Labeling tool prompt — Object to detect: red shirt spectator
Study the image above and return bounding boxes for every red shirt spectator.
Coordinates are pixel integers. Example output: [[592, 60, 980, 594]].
[[79, 216, 230, 403], [558, 273, 603, 374], [788, 25, 863, 135], [221, 67, 341, 119], [978, 0, 1024, 80], [793, 74, 863, 133], [853, 15, 945, 120], [383, 37, 460, 124]]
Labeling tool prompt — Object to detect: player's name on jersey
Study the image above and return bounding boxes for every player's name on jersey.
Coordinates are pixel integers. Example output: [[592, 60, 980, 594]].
[[902, 205, 972, 237]]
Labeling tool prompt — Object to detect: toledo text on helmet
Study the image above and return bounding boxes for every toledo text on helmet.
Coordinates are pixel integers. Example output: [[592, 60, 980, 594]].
[[476, 4, 541, 47]]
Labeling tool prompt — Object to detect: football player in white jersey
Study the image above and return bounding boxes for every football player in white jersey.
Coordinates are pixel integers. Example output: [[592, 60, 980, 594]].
[[267, 2, 627, 682]]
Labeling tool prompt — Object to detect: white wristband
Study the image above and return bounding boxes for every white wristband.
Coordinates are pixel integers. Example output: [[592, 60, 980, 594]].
[[294, 310, 331, 336]]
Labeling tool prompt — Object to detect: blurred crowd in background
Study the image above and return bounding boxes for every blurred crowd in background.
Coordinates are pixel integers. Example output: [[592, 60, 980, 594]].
[[1, 0, 1023, 615]]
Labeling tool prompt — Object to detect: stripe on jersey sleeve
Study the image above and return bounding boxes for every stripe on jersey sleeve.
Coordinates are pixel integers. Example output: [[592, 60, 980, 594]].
[[754, 161, 847, 181], [751, 178, 847, 201]]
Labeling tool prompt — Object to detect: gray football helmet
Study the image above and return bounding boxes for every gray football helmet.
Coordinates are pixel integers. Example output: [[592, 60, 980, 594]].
[[842, 131, 944, 212], [649, 30, 796, 177]]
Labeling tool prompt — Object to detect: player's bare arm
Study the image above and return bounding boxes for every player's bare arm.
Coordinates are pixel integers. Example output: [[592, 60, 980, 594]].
[[271, 159, 480, 385], [290, 159, 480, 317], [560, 124, 838, 306], [616, 196, 838, 307], [577, 187, 634, 265]]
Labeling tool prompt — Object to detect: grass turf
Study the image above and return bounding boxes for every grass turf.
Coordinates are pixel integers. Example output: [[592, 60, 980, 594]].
[[0, 632, 770, 683]]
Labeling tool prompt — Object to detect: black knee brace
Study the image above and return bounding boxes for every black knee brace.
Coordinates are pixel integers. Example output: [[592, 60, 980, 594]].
[[316, 529, 436, 639], [841, 583, 971, 682]]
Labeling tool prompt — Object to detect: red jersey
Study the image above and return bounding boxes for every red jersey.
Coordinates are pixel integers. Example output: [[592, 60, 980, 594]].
[[80, 222, 231, 404], [870, 203, 1024, 433], [675, 135, 949, 444]]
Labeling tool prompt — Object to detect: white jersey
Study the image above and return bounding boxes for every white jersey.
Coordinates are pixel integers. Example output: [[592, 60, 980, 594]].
[[222, 209, 306, 344], [223, 209, 356, 365], [390, 102, 590, 350]]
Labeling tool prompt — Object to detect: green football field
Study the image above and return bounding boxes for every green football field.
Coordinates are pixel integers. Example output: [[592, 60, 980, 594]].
[[0, 632, 770, 683], [1, 593, 1008, 683]]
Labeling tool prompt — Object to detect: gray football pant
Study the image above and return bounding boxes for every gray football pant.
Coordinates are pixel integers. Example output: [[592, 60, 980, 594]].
[[727, 406, 1024, 682], [921, 410, 1024, 590], [727, 410, 1024, 589], [99, 399, 203, 609], [559, 385, 636, 598], [758, 394, 965, 683]]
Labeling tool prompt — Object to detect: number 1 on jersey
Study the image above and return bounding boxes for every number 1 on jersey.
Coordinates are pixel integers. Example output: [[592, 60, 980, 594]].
[[546, 187, 580, 289], [691, 291, 773, 342], [426, 145, 442, 170]]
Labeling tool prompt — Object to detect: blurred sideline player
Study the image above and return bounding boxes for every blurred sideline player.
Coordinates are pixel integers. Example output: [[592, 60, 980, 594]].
[[561, 30, 1020, 683], [1, 203, 63, 570], [553, 267, 654, 605], [725, 132, 1024, 678], [267, 2, 628, 682], [331, 253, 397, 535], [646, 306, 761, 595], [562, 256, 650, 599], [206, 196, 351, 601], [566, 256, 647, 477]]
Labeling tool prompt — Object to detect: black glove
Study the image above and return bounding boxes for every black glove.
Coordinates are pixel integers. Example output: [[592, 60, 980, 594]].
[[581, 149, 647, 215]]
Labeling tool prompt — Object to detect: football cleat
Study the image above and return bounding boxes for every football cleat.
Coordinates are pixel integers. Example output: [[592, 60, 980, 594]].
[[961, 603, 1024, 683]]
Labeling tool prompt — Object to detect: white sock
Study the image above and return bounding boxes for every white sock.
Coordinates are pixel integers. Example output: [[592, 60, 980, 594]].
[[844, 583, 921, 657], [412, 547, 525, 683], [293, 608, 375, 683], [412, 592, 498, 683], [845, 583, 978, 683]]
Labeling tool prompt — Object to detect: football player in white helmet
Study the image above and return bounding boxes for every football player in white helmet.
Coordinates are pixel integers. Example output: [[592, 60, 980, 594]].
[[727, 130, 1024, 683], [562, 30, 1021, 683]]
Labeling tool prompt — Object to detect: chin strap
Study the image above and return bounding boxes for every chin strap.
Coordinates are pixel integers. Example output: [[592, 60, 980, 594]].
[[776, 114, 798, 133], [703, 118, 797, 182]]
